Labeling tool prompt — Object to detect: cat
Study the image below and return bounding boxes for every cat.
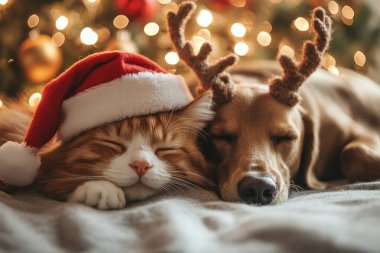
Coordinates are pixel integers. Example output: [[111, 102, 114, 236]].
[[0, 92, 215, 209]]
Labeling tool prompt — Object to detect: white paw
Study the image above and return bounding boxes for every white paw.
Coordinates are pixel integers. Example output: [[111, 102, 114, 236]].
[[68, 180, 126, 210]]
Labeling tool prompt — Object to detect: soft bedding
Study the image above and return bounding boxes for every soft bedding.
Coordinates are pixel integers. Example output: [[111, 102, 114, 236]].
[[0, 182, 380, 253]]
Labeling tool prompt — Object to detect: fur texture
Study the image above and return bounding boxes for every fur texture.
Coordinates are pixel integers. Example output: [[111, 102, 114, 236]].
[[206, 63, 380, 205], [0, 92, 215, 209], [35, 91, 215, 208]]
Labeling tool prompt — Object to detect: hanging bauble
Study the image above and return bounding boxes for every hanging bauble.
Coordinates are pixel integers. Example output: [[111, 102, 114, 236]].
[[115, 0, 157, 22], [18, 35, 62, 84]]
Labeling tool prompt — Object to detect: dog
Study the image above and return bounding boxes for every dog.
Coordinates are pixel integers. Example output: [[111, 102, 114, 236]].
[[168, 2, 380, 205]]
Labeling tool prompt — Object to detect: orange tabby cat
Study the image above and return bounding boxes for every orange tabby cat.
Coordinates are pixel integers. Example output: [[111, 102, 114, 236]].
[[0, 92, 215, 209]]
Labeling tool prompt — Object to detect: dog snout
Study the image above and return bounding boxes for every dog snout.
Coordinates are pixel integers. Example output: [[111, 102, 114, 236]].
[[237, 174, 277, 205]]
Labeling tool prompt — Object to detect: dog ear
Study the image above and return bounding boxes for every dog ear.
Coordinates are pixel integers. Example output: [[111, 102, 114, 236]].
[[297, 107, 329, 190]]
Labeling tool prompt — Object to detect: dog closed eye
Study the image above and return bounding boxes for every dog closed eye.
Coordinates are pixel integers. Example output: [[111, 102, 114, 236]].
[[270, 134, 298, 145]]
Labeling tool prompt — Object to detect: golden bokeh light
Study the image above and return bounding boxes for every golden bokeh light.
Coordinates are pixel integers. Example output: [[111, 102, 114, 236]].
[[29, 93, 42, 107], [27, 14, 39, 28], [144, 22, 160, 36], [56, 16, 69, 30], [113, 15, 129, 29], [327, 1, 339, 15], [165, 52, 179, 65], [234, 42, 249, 56], [279, 45, 295, 58], [231, 23, 246, 38], [354, 51, 366, 67], [197, 9, 213, 28], [158, 0, 171, 4], [342, 5, 354, 19], [257, 31, 271, 47], [52, 32, 65, 47], [80, 27, 98, 45], [294, 17, 309, 31]]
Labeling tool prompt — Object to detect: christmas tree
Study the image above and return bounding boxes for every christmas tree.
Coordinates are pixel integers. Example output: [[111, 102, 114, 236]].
[[0, 0, 379, 108]]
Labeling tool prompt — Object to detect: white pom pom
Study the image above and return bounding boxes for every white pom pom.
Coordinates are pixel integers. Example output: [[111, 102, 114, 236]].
[[0, 142, 41, 186]]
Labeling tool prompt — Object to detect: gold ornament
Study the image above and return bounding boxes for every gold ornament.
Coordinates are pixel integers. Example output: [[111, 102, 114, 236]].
[[18, 35, 62, 83]]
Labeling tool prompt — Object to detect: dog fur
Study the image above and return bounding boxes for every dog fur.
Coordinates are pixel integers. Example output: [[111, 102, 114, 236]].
[[206, 62, 380, 204]]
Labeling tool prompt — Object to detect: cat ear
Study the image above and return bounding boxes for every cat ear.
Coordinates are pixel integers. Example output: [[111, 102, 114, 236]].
[[179, 91, 214, 130]]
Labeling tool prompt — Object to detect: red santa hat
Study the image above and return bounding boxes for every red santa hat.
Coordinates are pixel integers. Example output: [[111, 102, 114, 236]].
[[0, 51, 193, 186]]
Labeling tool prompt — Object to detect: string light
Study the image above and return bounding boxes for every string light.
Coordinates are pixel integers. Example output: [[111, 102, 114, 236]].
[[80, 27, 98, 45], [52, 32, 65, 47], [27, 14, 39, 28], [342, 5, 354, 19], [354, 51, 366, 67], [279, 45, 295, 58], [328, 66, 339, 76], [86, 0, 97, 3], [55, 16, 68, 30], [231, 23, 246, 38], [229, 0, 246, 8], [29, 93, 42, 107], [113, 15, 129, 29], [234, 42, 249, 56], [294, 17, 309, 31], [196, 9, 213, 28], [327, 1, 339, 15], [0, 0, 8, 5], [0, 99, 3, 109], [144, 22, 160, 36], [158, 0, 171, 4], [257, 31, 271, 47], [165, 52, 179, 65]]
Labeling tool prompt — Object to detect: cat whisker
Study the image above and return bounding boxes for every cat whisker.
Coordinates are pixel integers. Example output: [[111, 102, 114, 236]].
[[170, 170, 215, 187]]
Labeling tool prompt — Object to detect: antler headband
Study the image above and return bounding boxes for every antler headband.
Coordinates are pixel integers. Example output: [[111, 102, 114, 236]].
[[167, 1, 239, 106], [270, 7, 332, 107]]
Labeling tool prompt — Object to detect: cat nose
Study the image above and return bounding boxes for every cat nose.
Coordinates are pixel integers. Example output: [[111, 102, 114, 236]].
[[129, 159, 152, 177]]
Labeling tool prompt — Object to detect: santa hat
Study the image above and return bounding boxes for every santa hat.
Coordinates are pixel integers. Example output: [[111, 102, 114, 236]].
[[0, 51, 193, 186]]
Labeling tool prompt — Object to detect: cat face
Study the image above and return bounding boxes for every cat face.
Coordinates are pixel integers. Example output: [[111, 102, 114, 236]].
[[37, 92, 215, 200]]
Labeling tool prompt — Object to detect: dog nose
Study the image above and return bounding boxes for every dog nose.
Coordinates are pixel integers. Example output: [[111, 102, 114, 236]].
[[237, 174, 277, 205], [129, 159, 152, 177]]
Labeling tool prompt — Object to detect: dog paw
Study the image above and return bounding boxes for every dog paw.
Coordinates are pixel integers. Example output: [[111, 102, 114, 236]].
[[68, 180, 126, 210]]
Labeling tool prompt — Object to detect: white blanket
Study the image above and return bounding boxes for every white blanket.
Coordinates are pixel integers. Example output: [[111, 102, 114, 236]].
[[0, 182, 380, 253]]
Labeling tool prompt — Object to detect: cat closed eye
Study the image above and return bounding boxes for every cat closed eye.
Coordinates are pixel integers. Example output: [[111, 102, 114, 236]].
[[155, 147, 180, 154]]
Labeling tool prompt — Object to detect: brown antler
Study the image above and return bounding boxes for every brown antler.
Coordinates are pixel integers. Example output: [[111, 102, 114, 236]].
[[270, 7, 332, 107], [167, 1, 238, 105]]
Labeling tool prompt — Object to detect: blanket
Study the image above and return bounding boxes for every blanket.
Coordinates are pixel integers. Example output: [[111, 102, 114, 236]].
[[0, 182, 380, 253]]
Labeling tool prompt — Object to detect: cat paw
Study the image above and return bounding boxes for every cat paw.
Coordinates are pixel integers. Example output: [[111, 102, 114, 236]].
[[68, 180, 126, 210]]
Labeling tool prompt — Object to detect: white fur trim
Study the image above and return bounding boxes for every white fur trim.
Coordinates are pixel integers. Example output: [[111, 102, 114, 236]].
[[58, 72, 193, 141], [0, 142, 40, 186]]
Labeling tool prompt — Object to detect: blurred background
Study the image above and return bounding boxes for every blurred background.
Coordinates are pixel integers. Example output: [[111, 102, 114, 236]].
[[0, 0, 379, 107]]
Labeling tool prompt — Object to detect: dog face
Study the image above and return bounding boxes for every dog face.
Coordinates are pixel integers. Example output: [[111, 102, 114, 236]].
[[209, 85, 312, 204]]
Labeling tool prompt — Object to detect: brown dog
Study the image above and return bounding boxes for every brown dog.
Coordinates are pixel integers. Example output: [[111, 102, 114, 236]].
[[168, 2, 380, 205]]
